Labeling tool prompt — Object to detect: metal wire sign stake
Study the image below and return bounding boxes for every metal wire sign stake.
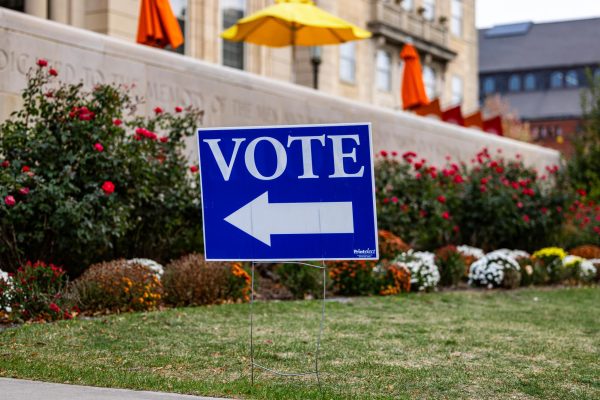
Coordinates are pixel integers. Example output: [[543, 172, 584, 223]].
[[249, 261, 327, 388], [197, 123, 378, 393]]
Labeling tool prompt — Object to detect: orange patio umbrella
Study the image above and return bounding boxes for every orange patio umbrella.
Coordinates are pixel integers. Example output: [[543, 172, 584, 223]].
[[137, 0, 184, 49], [400, 44, 429, 110]]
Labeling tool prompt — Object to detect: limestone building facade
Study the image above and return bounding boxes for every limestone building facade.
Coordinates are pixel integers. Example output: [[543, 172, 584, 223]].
[[2, 0, 478, 113]]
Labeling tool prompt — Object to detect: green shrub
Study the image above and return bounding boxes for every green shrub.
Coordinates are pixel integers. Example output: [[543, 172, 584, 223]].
[[67, 259, 162, 313], [4, 261, 72, 322], [0, 61, 203, 275], [276, 263, 322, 300], [162, 253, 250, 306], [435, 245, 466, 287], [568, 70, 600, 202]]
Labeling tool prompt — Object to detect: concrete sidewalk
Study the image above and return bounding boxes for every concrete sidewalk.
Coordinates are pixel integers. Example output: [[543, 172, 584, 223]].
[[0, 378, 232, 400]]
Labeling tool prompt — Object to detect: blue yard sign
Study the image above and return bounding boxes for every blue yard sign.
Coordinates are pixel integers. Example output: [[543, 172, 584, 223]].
[[198, 123, 378, 261]]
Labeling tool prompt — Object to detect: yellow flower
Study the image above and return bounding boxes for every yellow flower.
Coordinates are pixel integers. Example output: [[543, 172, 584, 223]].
[[532, 247, 566, 260]]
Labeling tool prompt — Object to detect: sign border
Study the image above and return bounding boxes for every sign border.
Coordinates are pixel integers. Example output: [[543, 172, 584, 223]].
[[197, 122, 379, 261]]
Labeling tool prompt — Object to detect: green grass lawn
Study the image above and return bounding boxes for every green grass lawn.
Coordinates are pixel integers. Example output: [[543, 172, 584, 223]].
[[0, 287, 599, 399]]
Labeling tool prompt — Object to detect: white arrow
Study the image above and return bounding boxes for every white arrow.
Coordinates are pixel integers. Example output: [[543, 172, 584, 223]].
[[224, 191, 354, 246]]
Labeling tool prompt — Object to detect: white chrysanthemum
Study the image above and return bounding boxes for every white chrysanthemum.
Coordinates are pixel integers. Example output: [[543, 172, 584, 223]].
[[393, 250, 440, 291], [563, 255, 583, 268], [457, 245, 485, 260], [468, 253, 520, 288], [0, 269, 12, 312], [580, 260, 597, 281], [588, 259, 600, 265], [487, 249, 530, 260], [127, 258, 164, 276], [0, 269, 9, 284]]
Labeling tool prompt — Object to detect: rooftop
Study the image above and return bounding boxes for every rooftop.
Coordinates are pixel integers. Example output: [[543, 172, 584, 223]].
[[479, 18, 600, 73]]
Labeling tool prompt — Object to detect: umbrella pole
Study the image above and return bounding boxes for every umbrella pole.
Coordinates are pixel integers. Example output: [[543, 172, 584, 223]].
[[292, 44, 296, 83], [291, 24, 296, 84]]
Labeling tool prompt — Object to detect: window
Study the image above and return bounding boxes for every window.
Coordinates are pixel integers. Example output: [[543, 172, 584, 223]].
[[565, 70, 578, 87], [524, 73, 536, 91], [402, 0, 414, 11], [423, 65, 436, 98], [339, 42, 356, 83], [595, 68, 600, 81], [0, 0, 24, 12], [422, 0, 435, 20], [376, 50, 392, 92], [508, 74, 521, 92], [451, 75, 463, 104], [222, 0, 246, 70], [169, 0, 187, 54], [482, 77, 495, 94], [0, 0, 24, 11], [550, 71, 563, 88], [451, 0, 463, 36]]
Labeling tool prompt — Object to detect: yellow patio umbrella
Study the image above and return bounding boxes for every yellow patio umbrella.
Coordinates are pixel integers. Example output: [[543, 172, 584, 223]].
[[222, 0, 371, 81]]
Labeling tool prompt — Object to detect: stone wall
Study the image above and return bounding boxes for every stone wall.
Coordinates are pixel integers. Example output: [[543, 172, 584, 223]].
[[0, 8, 560, 169]]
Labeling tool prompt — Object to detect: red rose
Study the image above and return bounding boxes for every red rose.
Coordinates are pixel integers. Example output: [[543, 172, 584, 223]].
[[113, 119, 122, 126], [391, 151, 398, 157], [414, 162, 423, 170], [495, 167, 504, 174], [517, 202, 523, 209], [36, 59, 48, 67], [101, 181, 115, 195], [175, 106, 183, 113], [79, 111, 94, 121], [190, 165, 199, 173], [1, 160, 9, 168], [154, 106, 163, 114], [453, 175, 464, 184], [18, 187, 30, 196], [380, 150, 388, 157], [22, 165, 30, 173], [576, 188, 587, 197], [522, 214, 530, 223], [49, 302, 61, 313], [49, 68, 58, 76], [437, 195, 446, 204], [93, 143, 104, 152], [480, 185, 487, 193], [452, 225, 459, 232], [160, 136, 169, 143], [4, 195, 16, 207], [391, 196, 398, 203], [383, 197, 390, 204], [540, 207, 548, 214], [442, 211, 451, 220]]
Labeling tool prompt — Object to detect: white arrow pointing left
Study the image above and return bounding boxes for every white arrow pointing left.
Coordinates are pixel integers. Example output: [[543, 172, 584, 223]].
[[224, 191, 354, 246]]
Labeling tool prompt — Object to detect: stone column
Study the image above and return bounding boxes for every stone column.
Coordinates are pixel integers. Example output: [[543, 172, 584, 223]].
[[24, 0, 48, 19], [49, 0, 69, 23]]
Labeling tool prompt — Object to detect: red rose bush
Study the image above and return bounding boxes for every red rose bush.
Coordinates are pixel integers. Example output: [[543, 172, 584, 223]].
[[0, 61, 203, 275]]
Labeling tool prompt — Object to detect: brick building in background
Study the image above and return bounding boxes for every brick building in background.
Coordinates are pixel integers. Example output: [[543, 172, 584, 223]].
[[1, 0, 478, 113], [479, 18, 600, 155]]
